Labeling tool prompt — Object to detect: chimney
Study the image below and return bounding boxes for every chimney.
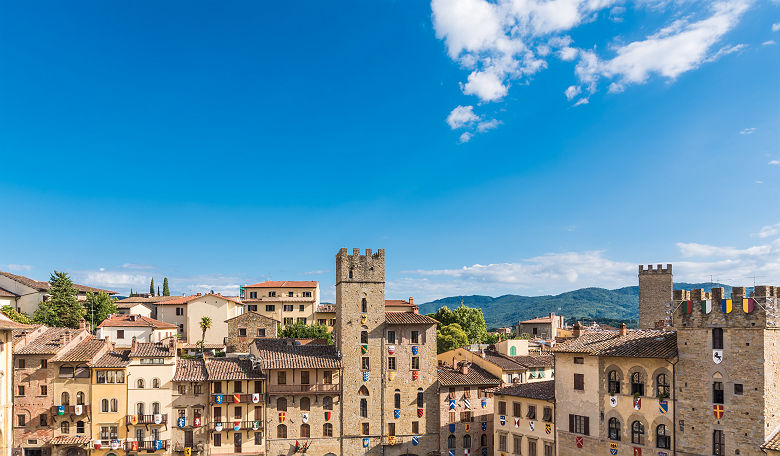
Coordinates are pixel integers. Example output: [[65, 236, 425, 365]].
[[619, 323, 627, 336], [452, 356, 457, 368], [132, 336, 138, 351], [480, 349, 486, 359], [409, 297, 414, 305], [572, 322, 582, 338], [196, 293, 202, 297], [79, 320, 86, 331], [459, 362, 469, 375]]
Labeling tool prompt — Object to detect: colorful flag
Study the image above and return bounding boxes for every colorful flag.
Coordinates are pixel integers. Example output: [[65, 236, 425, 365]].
[[465, 423, 470, 432], [129, 415, 138, 425], [194, 417, 201, 427], [449, 423, 455, 433], [481, 421, 487, 431], [252, 393, 260, 403], [363, 371, 370, 382], [324, 411, 331, 421], [659, 400, 668, 414], [279, 412, 286, 422], [233, 394, 241, 403], [722, 299, 733, 314], [545, 423, 551, 434], [233, 421, 241, 431], [178, 417, 186, 428], [388, 436, 396, 445], [481, 398, 487, 408], [449, 399, 456, 410], [361, 344, 368, 354], [388, 371, 395, 381], [482, 448, 487, 456], [363, 438, 369, 448], [412, 370, 419, 380], [302, 413, 309, 423], [464, 399, 471, 409], [74, 405, 82, 416], [576, 436, 583, 448], [154, 413, 162, 424], [57, 406, 65, 416], [713, 350, 723, 364], [633, 447, 641, 456], [529, 420, 535, 431], [412, 345, 419, 355], [154, 440, 162, 451], [499, 415, 506, 426], [412, 436, 419, 446], [394, 409, 400, 419], [714, 404, 724, 419], [184, 448, 191, 456], [702, 299, 712, 314], [214, 422, 222, 431], [131, 441, 138, 451], [633, 397, 641, 410], [417, 408, 424, 418], [93, 441, 101, 450], [361, 314, 367, 325], [610, 442, 618, 455], [215, 394, 223, 404], [514, 418, 520, 428], [744, 298, 755, 313], [252, 420, 259, 430], [686, 300, 693, 314], [388, 345, 395, 355], [448, 451, 455, 456]]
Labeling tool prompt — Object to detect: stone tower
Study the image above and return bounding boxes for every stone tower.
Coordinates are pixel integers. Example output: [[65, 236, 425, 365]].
[[336, 248, 387, 455], [673, 285, 780, 455], [638, 264, 673, 329]]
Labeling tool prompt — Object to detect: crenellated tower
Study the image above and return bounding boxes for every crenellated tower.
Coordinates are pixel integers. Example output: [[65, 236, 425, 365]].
[[638, 264, 673, 329]]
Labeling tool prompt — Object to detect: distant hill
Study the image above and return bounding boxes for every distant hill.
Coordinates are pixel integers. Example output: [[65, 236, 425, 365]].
[[418, 283, 733, 329]]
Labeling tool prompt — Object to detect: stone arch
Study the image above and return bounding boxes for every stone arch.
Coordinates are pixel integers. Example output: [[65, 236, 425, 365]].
[[603, 364, 624, 394], [650, 415, 674, 449], [627, 365, 649, 395], [603, 409, 625, 440], [358, 385, 369, 396], [651, 366, 672, 398]]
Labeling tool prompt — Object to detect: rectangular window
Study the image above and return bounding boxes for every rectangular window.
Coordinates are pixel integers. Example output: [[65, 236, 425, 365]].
[[249, 291, 257, 299], [303, 291, 312, 297], [254, 432, 262, 445], [283, 318, 293, 325], [499, 435, 507, 451], [213, 407, 222, 421], [214, 382, 222, 393], [300, 371, 310, 385], [362, 357, 370, 370], [268, 291, 276, 297], [277, 372, 286, 385], [40, 414, 48, 426], [257, 328, 266, 337], [214, 434, 222, 447], [411, 357, 420, 370], [513, 435, 522, 454], [266, 305, 275, 312], [528, 440, 537, 456], [238, 328, 247, 337], [411, 331, 419, 344], [324, 371, 333, 384], [318, 319, 326, 326], [526, 405, 536, 419], [329, 319, 336, 326], [513, 402, 522, 417], [544, 443, 553, 456], [284, 305, 293, 312], [574, 373, 584, 390], [388, 357, 396, 370], [17, 414, 25, 426], [412, 421, 419, 434], [297, 317, 307, 324], [388, 422, 395, 436], [362, 423, 370, 435], [117, 330, 124, 339], [299, 305, 305, 311], [574, 357, 584, 364], [40, 385, 47, 396], [194, 384, 202, 395], [448, 387, 456, 399], [498, 401, 507, 415], [17, 358, 25, 368], [176, 307, 184, 316], [234, 381, 242, 393], [462, 411, 472, 422], [449, 411, 456, 423], [713, 328, 724, 350], [248, 305, 257, 312], [713, 430, 724, 455], [254, 381, 262, 393], [713, 382, 724, 404], [542, 407, 553, 422], [234, 406, 242, 419], [17, 385, 24, 396], [464, 388, 471, 398], [734, 383, 743, 395], [288, 291, 294, 297], [569, 414, 589, 435], [178, 384, 187, 395]]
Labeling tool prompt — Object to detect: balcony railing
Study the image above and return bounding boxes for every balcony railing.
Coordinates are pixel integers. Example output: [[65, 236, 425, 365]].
[[267, 384, 341, 394], [51, 405, 91, 416], [125, 440, 170, 451], [208, 420, 264, 432], [127, 414, 168, 425], [209, 394, 264, 404]]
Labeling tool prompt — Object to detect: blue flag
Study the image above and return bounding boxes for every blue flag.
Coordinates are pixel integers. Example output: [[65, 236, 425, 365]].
[[449, 423, 455, 433], [481, 421, 487, 431], [449, 399, 455, 410], [177, 417, 185, 428], [215, 394, 223, 404], [394, 409, 400, 419], [363, 371, 370, 382], [363, 438, 369, 448], [412, 436, 419, 446]]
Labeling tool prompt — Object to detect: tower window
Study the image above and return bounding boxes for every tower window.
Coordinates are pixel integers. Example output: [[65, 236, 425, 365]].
[[360, 399, 368, 418], [362, 357, 370, 370], [361, 331, 368, 344], [361, 298, 367, 313], [712, 328, 723, 350], [394, 390, 401, 409], [713, 382, 724, 404], [349, 269, 353, 279], [713, 430, 725, 455]]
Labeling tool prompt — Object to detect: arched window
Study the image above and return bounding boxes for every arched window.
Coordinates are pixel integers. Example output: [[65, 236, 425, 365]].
[[417, 388, 424, 408], [323, 396, 333, 411], [656, 424, 670, 449], [110, 399, 118, 413], [480, 434, 487, 447], [323, 422, 333, 437], [152, 402, 160, 414], [277, 397, 287, 412], [277, 424, 287, 438], [463, 434, 471, 448], [360, 398, 368, 418], [136, 402, 145, 416], [630, 372, 644, 396], [300, 397, 310, 411], [61, 421, 70, 434], [712, 328, 723, 349], [631, 421, 644, 445], [448, 435, 456, 449], [137, 378, 145, 389], [608, 370, 620, 394], [101, 399, 109, 413], [358, 385, 369, 396], [152, 378, 160, 388], [300, 423, 310, 437], [394, 390, 401, 409], [76, 392, 84, 405], [361, 331, 368, 344], [656, 374, 670, 398], [61, 392, 70, 406], [608, 417, 621, 441], [361, 298, 367, 313], [76, 421, 85, 433]]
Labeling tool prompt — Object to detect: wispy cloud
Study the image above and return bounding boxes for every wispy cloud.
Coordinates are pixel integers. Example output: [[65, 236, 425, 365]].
[[756, 222, 780, 238], [121, 263, 155, 270], [763, 40, 776, 46], [773, 22, 780, 32], [5, 264, 33, 273], [446, 105, 479, 129], [740, 127, 757, 135], [769, 160, 780, 165]]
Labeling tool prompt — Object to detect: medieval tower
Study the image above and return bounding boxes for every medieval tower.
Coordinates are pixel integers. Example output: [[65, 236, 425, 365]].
[[638, 264, 673, 329]]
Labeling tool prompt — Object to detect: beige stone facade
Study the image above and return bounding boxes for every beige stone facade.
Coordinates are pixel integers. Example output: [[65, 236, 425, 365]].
[[241, 281, 319, 329], [493, 381, 555, 456], [155, 294, 243, 346], [224, 311, 278, 353]]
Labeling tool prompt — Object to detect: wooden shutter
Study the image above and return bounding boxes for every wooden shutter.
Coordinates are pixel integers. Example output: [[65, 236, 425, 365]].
[[569, 414, 574, 433], [584, 416, 590, 435]]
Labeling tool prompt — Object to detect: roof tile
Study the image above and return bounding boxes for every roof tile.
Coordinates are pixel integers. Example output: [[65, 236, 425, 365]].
[[253, 339, 342, 370], [437, 364, 501, 386], [97, 314, 177, 329], [493, 380, 555, 401], [385, 312, 438, 325], [553, 329, 677, 359], [174, 358, 208, 382], [206, 358, 264, 380]]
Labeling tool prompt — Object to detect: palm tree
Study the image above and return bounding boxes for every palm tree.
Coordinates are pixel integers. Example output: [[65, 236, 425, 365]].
[[199, 316, 212, 356]]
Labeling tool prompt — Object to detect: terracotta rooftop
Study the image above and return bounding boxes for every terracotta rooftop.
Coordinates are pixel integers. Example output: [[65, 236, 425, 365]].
[[553, 329, 677, 359], [156, 293, 242, 305], [437, 363, 501, 386], [206, 358, 264, 380], [385, 312, 438, 325], [14, 327, 87, 355], [316, 304, 336, 313], [225, 310, 280, 323], [129, 342, 176, 358], [510, 354, 555, 368], [50, 436, 92, 445], [0, 270, 117, 294], [0, 314, 32, 330], [116, 295, 180, 304], [97, 314, 177, 330], [253, 338, 342, 370], [493, 380, 555, 401], [245, 281, 318, 288], [520, 316, 554, 324], [173, 358, 208, 382], [54, 336, 109, 362], [478, 350, 527, 371], [385, 299, 415, 307], [92, 350, 130, 368]]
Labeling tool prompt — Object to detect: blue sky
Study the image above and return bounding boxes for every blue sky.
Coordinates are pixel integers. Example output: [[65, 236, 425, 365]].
[[1, 1, 779, 303]]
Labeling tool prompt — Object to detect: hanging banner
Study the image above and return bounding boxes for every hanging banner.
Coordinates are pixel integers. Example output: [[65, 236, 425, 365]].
[[633, 448, 641, 456], [659, 400, 669, 414], [154, 440, 162, 451], [57, 406, 65, 416], [412, 436, 419, 446], [417, 408, 423, 418], [302, 413, 309, 423], [75, 405, 83, 416], [714, 405, 724, 419], [389, 371, 396, 381], [412, 370, 419, 380], [215, 394, 223, 404], [279, 412, 286, 423], [178, 417, 186, 428], [633, 397, 641, 410], [610, 442, 618, 455], [388, 345, 395, 355], [130, 415, 138, 425], [233, 394, 241, 403], [449, 423, 456, 433], [464, 399, 470, 409], [184, 448, 191, 456], [481, 398, 487, 409], [252, 420, 260, 430], [609, 395, 618, 407], [111, 440, 119, 450], [576, 436, 583, 448], [361, 344, 368, 355], [388, 436, 396, 446], [363, 371, 370, 382], [722, 299, 733, 314], [154, 414, 162, 424], [702, 300, 712, 314], [744, 298, 755, 313], [499, 415, 506, 426], [465, 423, 470, 432], [193, 416, 201, 427], [93, 441, 101, 450], [481, 421, 487, 431], [393, 409, 401, 419], [686, 300, 693, 314], [363, 438, 369, 448], [545, 423, 551, 434], [233, 421, 241, 431], [713, 350, 723, 364], [252, 393, 260, 404], [412, 346, 419, 355], [514, 418, 520, 428], [131, 441, 139, 451], [214, 422, 223, 432], [360, 314, 367, 325], [449, 399, 456, 410], [529, 420, 535, 431], [324, 411, 331, 421]]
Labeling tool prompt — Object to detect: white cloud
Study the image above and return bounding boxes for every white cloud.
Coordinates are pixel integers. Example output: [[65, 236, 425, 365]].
[[573, 98, 589, 106], [121, 263, 154, 270], [769, 160, 780, 165], [5, 264, 33, 273], [459, 132, 473, 143], [564, 85, 581, 100], [462, 70, 509, 101], [740, 127, 757, 135], [763, 40, 776, 46], [477, 118, 502, 132], [446, 105, 480, 129], [676, 242, 771, 258], [756, 222, 780, 238], [773, 22, 780, 32], [83, 271, 151, 288]]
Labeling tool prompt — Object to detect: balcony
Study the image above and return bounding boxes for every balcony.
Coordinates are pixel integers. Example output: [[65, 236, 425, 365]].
[[127, 414, 168, 425], [267, 384, 341, 395], [125, 440, 170, 451], [208, 421, 264, 432], [51, 405, 91, 416], [209, 394, 264, 404]]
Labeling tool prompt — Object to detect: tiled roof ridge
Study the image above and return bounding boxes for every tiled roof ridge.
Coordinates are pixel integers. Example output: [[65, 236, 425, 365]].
[[0, 270, 117, 294], [245, 280, 318, 288]]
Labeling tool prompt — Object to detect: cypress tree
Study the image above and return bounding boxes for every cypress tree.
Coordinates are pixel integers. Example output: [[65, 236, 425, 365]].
[[149, 278, 155, 295], [162, 277, 170, 296]]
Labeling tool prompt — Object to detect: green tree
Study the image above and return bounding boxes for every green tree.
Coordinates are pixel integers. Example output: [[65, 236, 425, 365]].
[[149, 278, 155, 295], [83, 291, 117, 330], [428, 306, 456, 328], [162, 277, 170, 296], [1, 306, 31, 324], [437, 323, 469, 353], [33, 271, 85, 328], [199, 316, 212, 352], [278, 322, 333, 345], [452, 304, 488, 344]]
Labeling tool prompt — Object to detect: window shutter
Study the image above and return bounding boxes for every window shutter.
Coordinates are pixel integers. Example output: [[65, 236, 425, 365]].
[[569, 414, 574, 433], [584, 416, 590, 435]]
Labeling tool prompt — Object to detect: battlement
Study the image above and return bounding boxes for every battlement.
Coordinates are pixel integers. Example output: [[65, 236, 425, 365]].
[[639, 264, 672, 274], [335, 248, 385, 284], [674, 285, 780, 329]]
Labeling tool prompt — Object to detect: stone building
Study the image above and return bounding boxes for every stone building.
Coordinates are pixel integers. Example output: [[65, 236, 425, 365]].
[[437, 361, 501, 456], [335, 248, 439, 456], [2, 316, 33, 456], [439, 342, 553, 385], [114, 296, 180, 319], [553, 323, 676, 456], [224, 311, 278, 354], [493, 380, 555, 456], [241, 281, 320, 329], [155, 294, 244, 346], [515, 313, 566, 340], [90, 345, 129, 456], [637, 264, 673, 330], [96, 315, 177, 348], [12, 326, 92, 456], [170, 359, 209, 454], [0, 271, 116, 316], [314, 303, 336, 331]]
